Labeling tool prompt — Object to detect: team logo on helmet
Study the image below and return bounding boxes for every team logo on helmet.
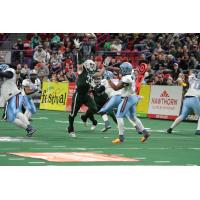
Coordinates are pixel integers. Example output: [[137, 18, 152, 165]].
[[119, 62, 132, 76]]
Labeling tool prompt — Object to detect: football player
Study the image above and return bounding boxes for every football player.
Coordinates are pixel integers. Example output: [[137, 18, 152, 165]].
[[0, 64, 36, 136], [106, 62, 150, 144], [166, 72, 200, 135], [67, 59, 100, 137], [22, 69, 41, 120]]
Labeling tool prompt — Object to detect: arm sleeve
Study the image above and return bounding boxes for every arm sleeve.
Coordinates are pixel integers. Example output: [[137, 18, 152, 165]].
[[0, 71, 13, 79]]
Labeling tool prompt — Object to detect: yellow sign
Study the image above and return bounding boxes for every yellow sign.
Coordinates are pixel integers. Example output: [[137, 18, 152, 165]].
[[40, 81, 69, 111], [136, 85, 151, 117]]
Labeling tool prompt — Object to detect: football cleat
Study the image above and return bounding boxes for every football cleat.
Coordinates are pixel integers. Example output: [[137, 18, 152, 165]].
[[140, 130, 150, 143], [101, 125, 111, 132], [26, 125, 37, 137], [112, 138, 122, 144], [166, 128, 173, 134], [80, 114, 87, 127], [68, 132, 77, 138], [91, 120, 98, 130]]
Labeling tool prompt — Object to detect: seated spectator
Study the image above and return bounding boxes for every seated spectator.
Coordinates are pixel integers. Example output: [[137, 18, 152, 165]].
[[50, 73, 58, 82], [50, 33, 61, 50], [66, 67, 76, 82], [43, 37, 50, 50], [33, 44, 47, 66], [166, 76, 174, 86], [31, 33, 41, 49], [37, 63, 50, 81], [57, 70, 67, 82], [171, 63, 182, 80], [12, 38, 24, 63]]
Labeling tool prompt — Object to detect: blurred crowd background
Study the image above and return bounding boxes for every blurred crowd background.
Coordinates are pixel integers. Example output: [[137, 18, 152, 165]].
[[1, 33, 200, 90]]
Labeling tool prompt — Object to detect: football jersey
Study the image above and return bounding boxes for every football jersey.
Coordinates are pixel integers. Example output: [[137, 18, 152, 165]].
[[0, 68, 20, 103], [101, 79, 121, 98], [121, 74, 136, 97], [185, 75, 200, 97]]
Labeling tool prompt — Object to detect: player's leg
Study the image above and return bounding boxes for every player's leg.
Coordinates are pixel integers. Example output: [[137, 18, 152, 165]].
[[98, 95, 121, 114], [166, 98, 191, 134], [6, 94, 36, 136], [24, 96, 36, 120], [83, 95, 98, 130], [112, 97, 130, 144], [191, 98, 200, 135], [68, 92, 82, 136]]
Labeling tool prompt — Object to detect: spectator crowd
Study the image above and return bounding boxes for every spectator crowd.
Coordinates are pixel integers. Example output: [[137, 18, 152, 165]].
[[8, 33, 200, 89]]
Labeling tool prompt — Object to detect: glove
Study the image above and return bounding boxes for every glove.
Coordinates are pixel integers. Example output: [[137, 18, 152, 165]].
[[73, 38, 82, 49], [103, 57, 111, 68], [103, 71, 114, 80]]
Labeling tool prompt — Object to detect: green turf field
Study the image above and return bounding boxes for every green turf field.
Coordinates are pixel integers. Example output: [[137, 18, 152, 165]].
[[0, 109, 200, 166]]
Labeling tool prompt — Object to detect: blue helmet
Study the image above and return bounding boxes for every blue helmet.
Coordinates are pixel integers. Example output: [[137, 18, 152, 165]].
[[119, 62, 132, 76], [103, 71, 114, 80], [0, 64, 9, 72]]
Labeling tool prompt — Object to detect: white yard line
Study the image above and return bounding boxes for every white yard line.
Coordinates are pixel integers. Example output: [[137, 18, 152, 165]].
[[154, 161, 171, 163], [9, 158, 25, 161], [28, 161, 46, 164]]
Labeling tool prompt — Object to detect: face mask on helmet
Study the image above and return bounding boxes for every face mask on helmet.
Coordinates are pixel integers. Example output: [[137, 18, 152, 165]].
[[83, 60, 97, 73], [94, 77, 102, 86], [119, 62, 132, 76], [0, 64, 9, 72]]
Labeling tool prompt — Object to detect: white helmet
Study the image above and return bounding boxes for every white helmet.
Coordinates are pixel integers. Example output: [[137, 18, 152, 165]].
[[83, 60, 97, 73]]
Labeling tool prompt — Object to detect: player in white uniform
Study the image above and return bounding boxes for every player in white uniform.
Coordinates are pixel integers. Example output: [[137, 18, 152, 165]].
[[0, 64, 36, 136], [106, 62, 150, 144], [167, 72, 200, 135], [22, 69, 41, 120]]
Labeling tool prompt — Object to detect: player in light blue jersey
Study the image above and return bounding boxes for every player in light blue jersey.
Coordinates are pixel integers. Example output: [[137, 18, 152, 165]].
[[0, 64, 36, 137], [106, 62, 150, 144], [167, 72, 200, 135]]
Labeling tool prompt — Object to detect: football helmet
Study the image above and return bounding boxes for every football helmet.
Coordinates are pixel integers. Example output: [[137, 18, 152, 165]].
[[119, 62, 132, 76], [83, 60, 97, 73], [0, 64, 9, 72], [103, 71, 114, 80]]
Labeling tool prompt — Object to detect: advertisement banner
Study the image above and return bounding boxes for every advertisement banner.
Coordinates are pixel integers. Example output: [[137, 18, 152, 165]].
[[147, 86, 183, 120], [136, 85, 151, 117], [66, 82, 88, 113], [40, 81, 68, 111]]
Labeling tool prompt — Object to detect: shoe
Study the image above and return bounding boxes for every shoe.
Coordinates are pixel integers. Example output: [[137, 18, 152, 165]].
[[135, 125, 143, 135], [80, 114, 87, 127], [166, 128, 173, 134], [195, 130, 200, 135], [140, 130, 150, 143], [112, 138, 123, 144], [68, 132, 77, 138], [112, 135, 124, 144], [26, 125, 37, 137], [101, 125, 111, 132], [91, 120, 97, 130]]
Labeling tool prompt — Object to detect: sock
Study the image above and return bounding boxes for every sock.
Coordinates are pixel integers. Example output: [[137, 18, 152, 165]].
[[197, 118, 200, 130], [170, 116, 183, 129], [127, 117, 136, 127], [13, 118, 27, 129], [102, 114, 108, 121], [105, 120, 110, 127], [16, 112, 30, 126], [25, 110, 32, 120], [116, 118, 125, 136], [132, 117, 145, 132]]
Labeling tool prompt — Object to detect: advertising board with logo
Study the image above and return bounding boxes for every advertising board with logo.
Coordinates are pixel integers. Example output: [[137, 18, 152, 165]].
[[40, 81, 69, 111], [147, 86, 183, 120]]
